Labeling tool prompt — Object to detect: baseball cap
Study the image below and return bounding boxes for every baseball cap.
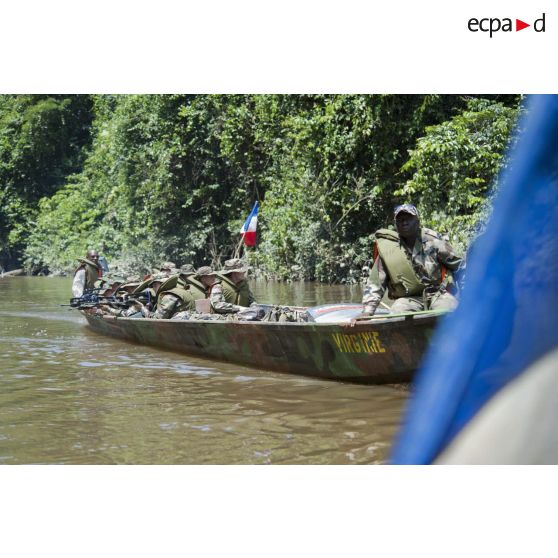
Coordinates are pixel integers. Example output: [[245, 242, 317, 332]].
[[394, 204, 419, 218]]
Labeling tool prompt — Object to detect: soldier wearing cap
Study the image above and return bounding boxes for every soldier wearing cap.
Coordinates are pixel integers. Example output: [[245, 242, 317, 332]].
[[152, 266, 218, 319], [360, 204, 462, 317], [212, 258, 256, 314], [72, 249, 103, 297]]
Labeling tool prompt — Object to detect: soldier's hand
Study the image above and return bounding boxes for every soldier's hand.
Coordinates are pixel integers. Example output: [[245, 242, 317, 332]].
[[347, 311, 373, 328]]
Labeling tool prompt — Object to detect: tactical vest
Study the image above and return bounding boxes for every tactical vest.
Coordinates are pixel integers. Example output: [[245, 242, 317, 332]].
[[75, 258, 101, 292], [158, 275, 179, 293], [374, 229, 425, 298], [159, 286, 196, 312], [216, 274, 253, 306], [157, 276, 208, 312], [183, 276, 209, 299]]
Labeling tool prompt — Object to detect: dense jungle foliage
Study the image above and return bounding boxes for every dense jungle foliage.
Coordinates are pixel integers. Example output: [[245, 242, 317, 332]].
[[0, 94, 522, 282]]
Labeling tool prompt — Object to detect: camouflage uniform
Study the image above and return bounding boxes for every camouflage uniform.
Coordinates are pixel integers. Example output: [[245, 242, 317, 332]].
[[212, 259, 255, 314], [151, 293, 182, 319], [104, 301, 151, 318], [100, 276, 148, 317], [151, 280, 202, 319], [127, 273, 167, 314], [152, 266, 215, 319], [363, 226, 462, 314], [145, 264, 193, 316]]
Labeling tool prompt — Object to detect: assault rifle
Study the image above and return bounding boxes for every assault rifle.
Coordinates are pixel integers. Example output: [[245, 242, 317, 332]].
[[62, 289, 151, 310]]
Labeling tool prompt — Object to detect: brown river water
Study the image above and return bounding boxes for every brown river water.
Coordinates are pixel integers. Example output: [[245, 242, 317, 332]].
[[0, 277, 410, 464]]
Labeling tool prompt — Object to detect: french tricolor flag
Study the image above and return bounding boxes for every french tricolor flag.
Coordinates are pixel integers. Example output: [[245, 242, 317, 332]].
[[240, 201, 259, 247]]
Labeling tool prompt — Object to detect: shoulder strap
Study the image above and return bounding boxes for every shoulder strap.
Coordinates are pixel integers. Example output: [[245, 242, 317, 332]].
[[216, 273, 240, 304], [216, 273, 236, 289], [374, 228, 400, 242], [184, 275, 207, 293]]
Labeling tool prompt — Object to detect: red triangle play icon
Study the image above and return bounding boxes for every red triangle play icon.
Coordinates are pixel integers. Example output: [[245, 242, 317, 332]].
[[516, 19, 530, 31]]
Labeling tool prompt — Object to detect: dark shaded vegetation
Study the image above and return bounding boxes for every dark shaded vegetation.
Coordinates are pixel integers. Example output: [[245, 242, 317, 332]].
[[0, 94, 521, 281]]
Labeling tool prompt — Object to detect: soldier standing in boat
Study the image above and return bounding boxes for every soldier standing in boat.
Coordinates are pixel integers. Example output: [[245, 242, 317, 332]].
[[72, 249, 103, 297], [211, 258, 256, 315], [359, 204, 463, 317]]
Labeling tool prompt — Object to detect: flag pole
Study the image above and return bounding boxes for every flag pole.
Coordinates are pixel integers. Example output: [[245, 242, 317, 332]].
[[233, 234, 244, 259]]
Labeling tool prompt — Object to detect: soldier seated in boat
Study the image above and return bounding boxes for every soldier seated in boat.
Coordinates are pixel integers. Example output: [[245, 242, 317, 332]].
[[211, 258, 256, 315], [359, 204, 463, 318], [126, 273, 168, 314], [72, 249, 103, 297], [153, 266, 218, 319], [96, 275, 150, 317], [96, 275, 126, 296], [115, 275, 143, 294]]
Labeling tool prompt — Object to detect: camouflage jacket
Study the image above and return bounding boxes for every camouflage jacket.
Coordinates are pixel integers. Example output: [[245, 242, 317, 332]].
[[102, 301, 149, 318], [210, 276, 255, 314], [362, 227, 463, 313], [152, 286, 199, 319]]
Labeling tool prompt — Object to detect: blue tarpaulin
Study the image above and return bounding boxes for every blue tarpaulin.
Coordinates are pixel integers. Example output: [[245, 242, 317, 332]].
[[391, 95, 558, 464]]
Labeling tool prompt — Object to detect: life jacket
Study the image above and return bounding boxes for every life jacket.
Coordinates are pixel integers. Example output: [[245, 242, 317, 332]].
[[216, 273, 253, 306], [157, 275, 209, 312], [183, 275, 210, 299], [75, 258, 101, 292], [158, 286, 195, 312], [374, 229, 425, 298], [157, 274, 179, 294]]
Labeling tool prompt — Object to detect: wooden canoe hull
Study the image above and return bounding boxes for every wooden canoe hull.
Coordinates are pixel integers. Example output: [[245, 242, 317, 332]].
[[82, 311, 442, 384]]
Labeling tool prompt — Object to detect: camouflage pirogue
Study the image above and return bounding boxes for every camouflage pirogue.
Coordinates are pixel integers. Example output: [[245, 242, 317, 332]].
[[82, 309, 443, 384]]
